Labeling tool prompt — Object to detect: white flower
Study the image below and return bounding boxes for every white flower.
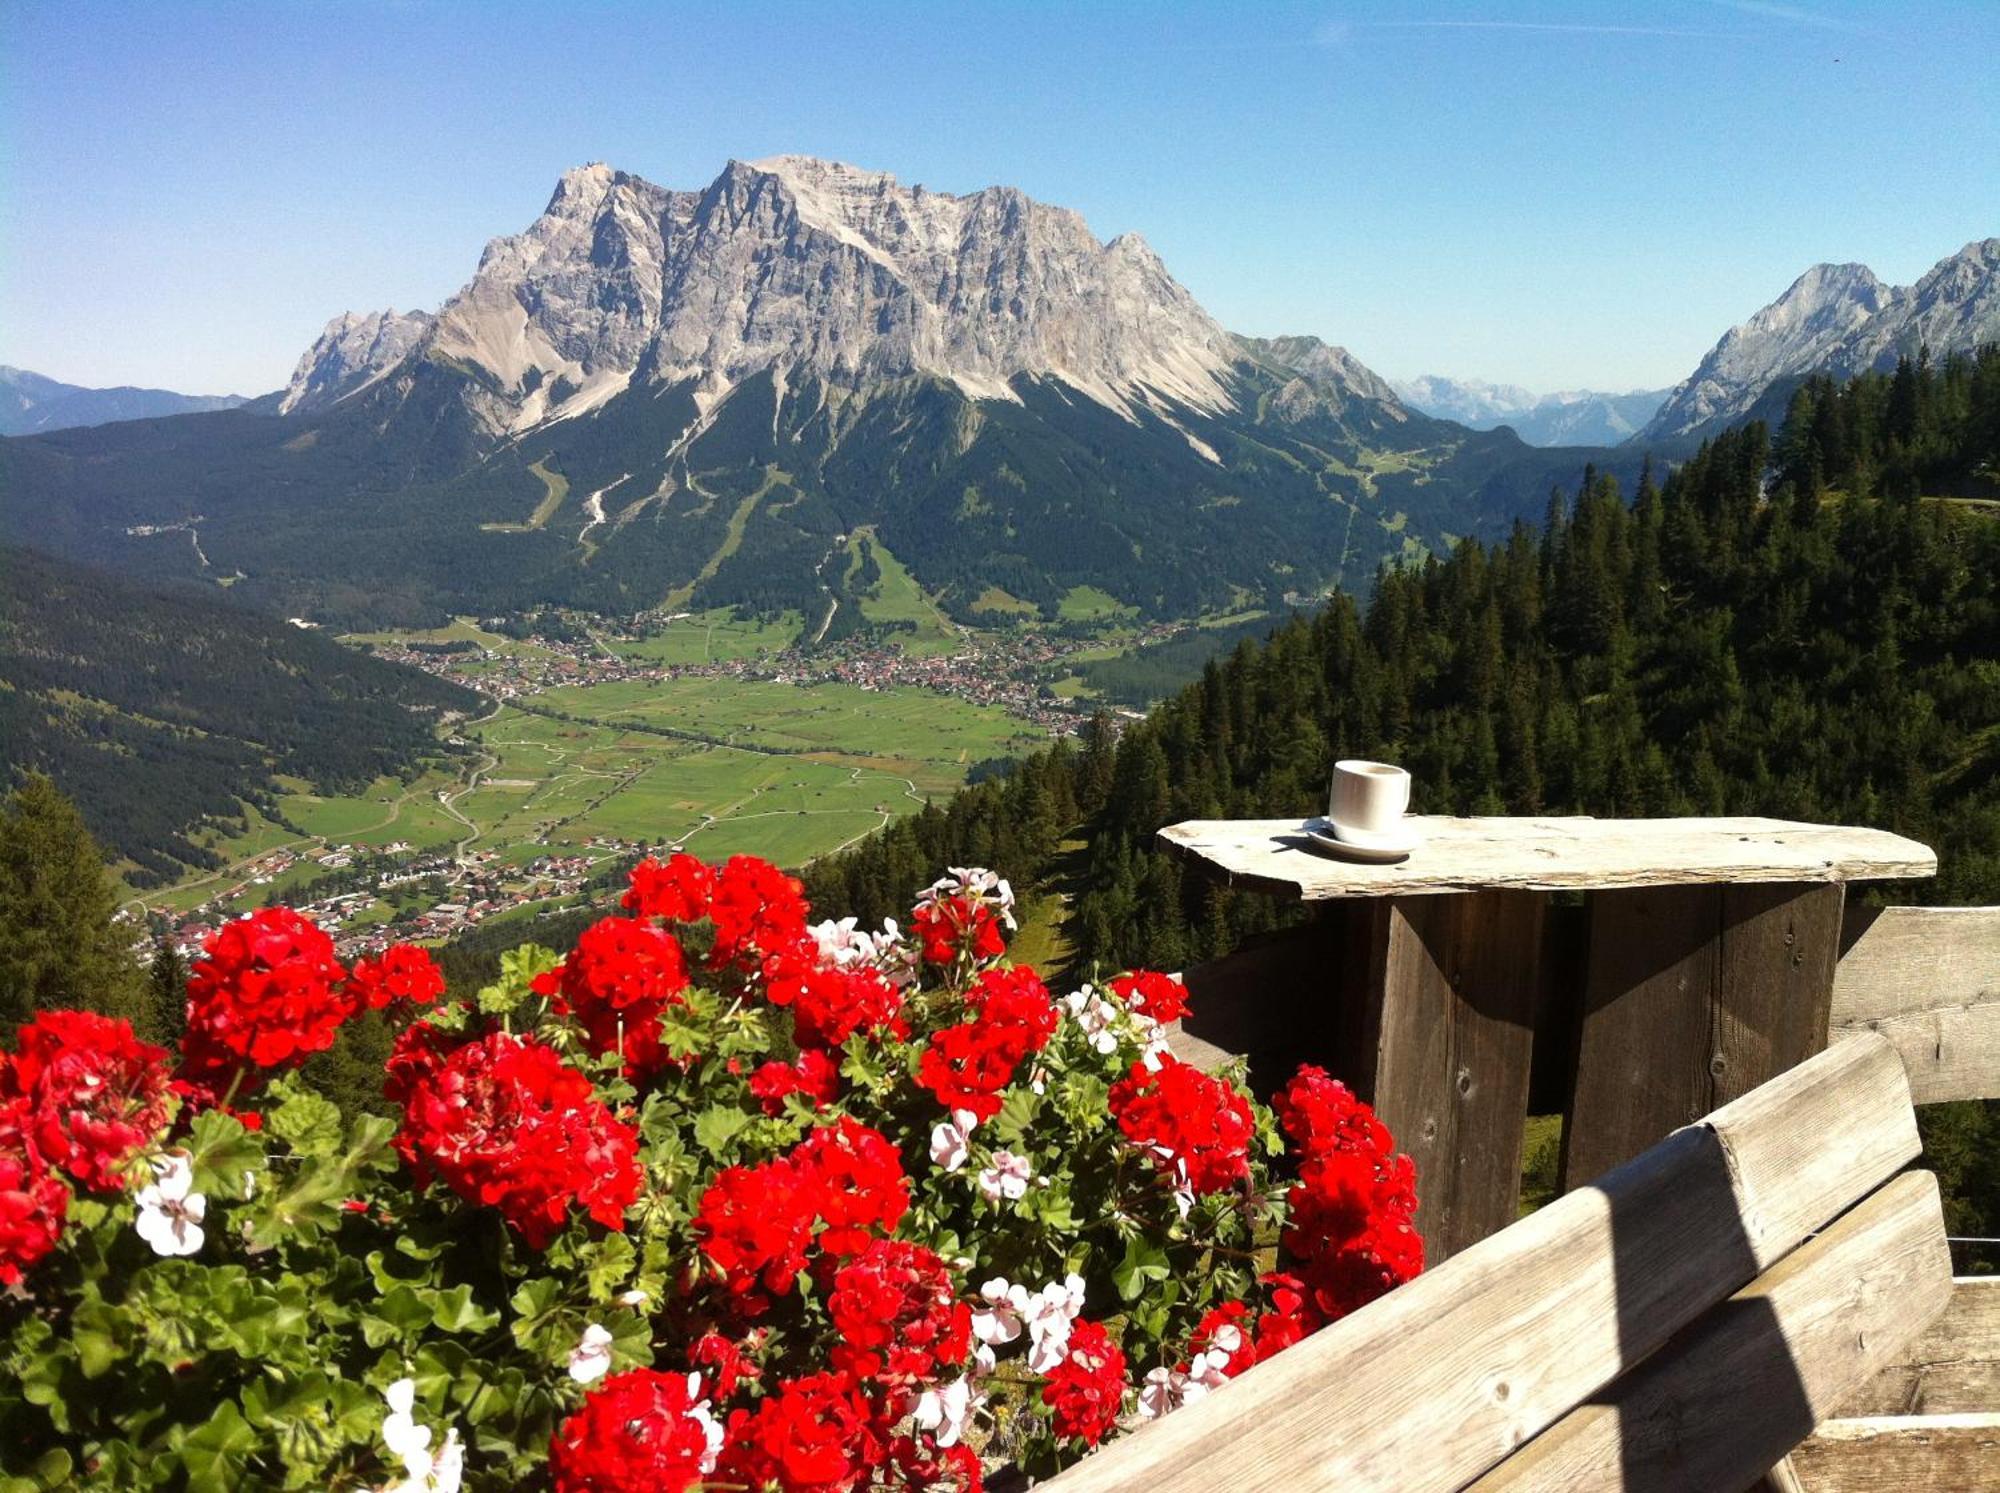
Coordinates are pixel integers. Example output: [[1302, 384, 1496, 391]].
[[381, 1379, 466, 1492], [1061, 985, 1122, 1054], [912, 1376, 986, 1448], [971, 1277, 1027, 1346], [684, 1373, 725, 1473], [976, 1151, 1034, 1203], [568, 1323, 614, 1383], [134, 1151, 206, 1257], [929, 1109, 978, 1173], [1137, 1365, 1184, 1421], [1022, 1274, 1087, 1373], [616, 1287, 651, 1310]]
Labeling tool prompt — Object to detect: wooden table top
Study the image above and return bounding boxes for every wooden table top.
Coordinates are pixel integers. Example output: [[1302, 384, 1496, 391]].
[[1156, 816, 1937, 899]]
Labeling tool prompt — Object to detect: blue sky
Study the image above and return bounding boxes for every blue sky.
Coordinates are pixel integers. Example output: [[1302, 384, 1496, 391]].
[[3, 0, 1995, 396]]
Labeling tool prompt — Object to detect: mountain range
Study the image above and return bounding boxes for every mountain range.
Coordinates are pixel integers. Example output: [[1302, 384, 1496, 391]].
[[0, 157, 1611, 629], [1389, 377, 1668, 447], [0, 366, 247, 436], [1640, 239, 2000, 443]]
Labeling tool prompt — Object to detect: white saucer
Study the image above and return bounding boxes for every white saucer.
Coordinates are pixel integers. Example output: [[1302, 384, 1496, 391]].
[[1301, 817, 1421, 863]]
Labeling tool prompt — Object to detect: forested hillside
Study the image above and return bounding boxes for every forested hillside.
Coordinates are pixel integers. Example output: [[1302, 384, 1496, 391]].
[[0, 546, 479, 883], [807, 350, 2000, 967]]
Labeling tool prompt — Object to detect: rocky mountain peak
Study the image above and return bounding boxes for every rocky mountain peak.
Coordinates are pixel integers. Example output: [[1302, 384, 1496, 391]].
[[279, 155, 1250, 433], [278, 308, 434, 415]]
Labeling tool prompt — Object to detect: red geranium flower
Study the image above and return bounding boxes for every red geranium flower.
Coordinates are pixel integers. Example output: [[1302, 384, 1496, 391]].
[[747, 1048, 842, 1117], [5, 1010, 172, 1193], [908, 894, 1005, 965], [532, 916, 691, 1081], [1042, 1319, 1127, 1446], [345, 943, 445, 1012], [548, 1367, 722, 1492], [766, 951, 905, 1050], [1273, 1065, 1392, 1164], [393, 1031, 641, 1249], [623, 852, 717, 925], [827, 1239, 970, 1384], [1107, 970, 1189, 1025], [791, 1116, 909, 1258], [914, 967, 1057, 1121], [0, 1097, 68, 1285], [708, 856, 811, 967], [1107, 1054, 1255, 1195], [717, 1371, 883, 1493], [179, 908, 352, 1099], [694, 1156, 819, 1305]]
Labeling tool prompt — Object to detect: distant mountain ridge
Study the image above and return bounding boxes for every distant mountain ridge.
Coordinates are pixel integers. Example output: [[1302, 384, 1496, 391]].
[[1, 156, 1632, 629], [1391, 376, 1668, 446], [0, 366, 247, 436], [1640, 239, 2000, 443]]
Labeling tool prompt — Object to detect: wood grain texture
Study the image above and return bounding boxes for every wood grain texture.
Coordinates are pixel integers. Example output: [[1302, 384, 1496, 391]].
[[1563, 883, 1847, 1190], [1791, 1413, 2000, 1492], [1831, 904, 2000, 1103], [1361, 891, 1544, 1261], [1466, 1171, 1954, 1493], [1156, 817, 1935, 901], [1837, 1276, 2000, 1416], [1039, 1036, 1920, 1493]]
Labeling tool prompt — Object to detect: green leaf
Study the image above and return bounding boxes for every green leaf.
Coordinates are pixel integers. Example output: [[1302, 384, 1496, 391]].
[[180, 1400, 257, 1493], [1111, 1235, 1171, 1302], [479, 943, 559, 1015], [692, 1103, 753, 1158], [185, 1109, 264, 1198], [265, 1079, 343, 1159], [425, 1283, 501, 1334], [0, 1448, 73, 1493]]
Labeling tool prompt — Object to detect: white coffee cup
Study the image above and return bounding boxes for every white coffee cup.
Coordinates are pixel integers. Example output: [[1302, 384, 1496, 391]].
[[1328, 759, 1411, 839]]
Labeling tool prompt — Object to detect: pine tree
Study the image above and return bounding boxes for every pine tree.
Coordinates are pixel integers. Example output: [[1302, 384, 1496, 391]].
[[145, 942, 187, 1046], [0, 772, 145, 1035]]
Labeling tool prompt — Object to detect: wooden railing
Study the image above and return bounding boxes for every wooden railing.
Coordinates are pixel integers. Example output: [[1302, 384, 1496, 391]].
[[1056, 815, 2000, 1491]]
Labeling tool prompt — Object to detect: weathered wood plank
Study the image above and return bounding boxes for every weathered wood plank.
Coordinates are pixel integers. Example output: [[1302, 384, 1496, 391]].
[[1041, 1036, 1921, 1493], [1837, 1276, 2000, 1416], [1563, 883, 1847, 1189], [1157, 816, 1935, 901], [1356, 891, 1544, 1261], [1171, 916, 1346, 1090], [1831, 904, 2000, 1104], [1790, 1413, 2000, 1492], [1466, 1171, 1953, 1493]]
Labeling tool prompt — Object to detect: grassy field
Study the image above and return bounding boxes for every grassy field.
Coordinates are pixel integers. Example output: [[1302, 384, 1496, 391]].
[[611, 609, 803, 665], [850, 530, 960, 654]]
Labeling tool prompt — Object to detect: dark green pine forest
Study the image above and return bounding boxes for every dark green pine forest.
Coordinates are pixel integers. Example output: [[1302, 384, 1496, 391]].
[[805, 349, 2000, 1255]]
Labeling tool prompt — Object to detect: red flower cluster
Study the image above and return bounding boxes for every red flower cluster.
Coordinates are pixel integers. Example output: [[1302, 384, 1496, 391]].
[[827, 1239, 971, 1384], [392, 1031, 641, 1249], [179, 908, 351, 1097], [1275, 1066, 1423, 1324], [915, 967, 1058, 1121], [709, 856, 811, 966], [548, 1367, 720, 1492], [345, 943, 445, 1012], [1187, 1300, 1258, 1379], [1107, 1054, 1255, 1195], [695, 1119, 909, 1308], [0, 1096, 67, 1285], [747, 1048, 842, 1116], [1042, 1319, 1128, 1446], [1108, 970, 1189, 1025], [4, 1011, 172, 1194], [532, 916, 691, 1080], [766, 954, 905, 1051], [623, 852, 717, 924], [715, 1371, 881, 1493], [909, 894, 1005, 965]]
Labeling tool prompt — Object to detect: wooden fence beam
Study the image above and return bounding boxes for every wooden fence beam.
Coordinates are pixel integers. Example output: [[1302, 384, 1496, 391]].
[[1831, 905, 2000, 1104], [1464, 1171, 1953, 1492], [1836, 1276, 2000, 1416], [1790, 1412, 2000, 1492], [1040, 1036, 1921, 1493], [1563, 881, 1846, 1189]]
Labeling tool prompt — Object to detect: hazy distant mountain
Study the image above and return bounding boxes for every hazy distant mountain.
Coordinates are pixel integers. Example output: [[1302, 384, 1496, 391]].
[[1640, 239, 2000, 444], [0, 366, 247, 435], [1392, 376, 1667, 447], [2, 157, 1627, 629]]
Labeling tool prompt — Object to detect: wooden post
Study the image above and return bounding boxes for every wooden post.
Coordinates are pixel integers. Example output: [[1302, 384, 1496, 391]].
[[1563, 880, 1847, 1190], [1347, 889, 1544, 1262]]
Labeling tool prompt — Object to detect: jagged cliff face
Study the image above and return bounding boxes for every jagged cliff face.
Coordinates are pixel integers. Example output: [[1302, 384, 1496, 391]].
[[1642, 241, 2000, 443], [283, 157, 1253, 437]]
